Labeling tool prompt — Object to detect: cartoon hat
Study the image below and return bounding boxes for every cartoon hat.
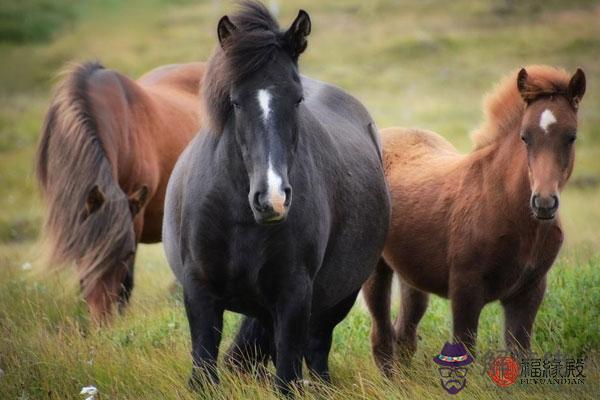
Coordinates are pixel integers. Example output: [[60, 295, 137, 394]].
[[433, 342, 474, 367]]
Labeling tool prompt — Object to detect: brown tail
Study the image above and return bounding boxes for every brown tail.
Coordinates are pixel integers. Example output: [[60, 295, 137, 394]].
[[36, 62, 132, 297]]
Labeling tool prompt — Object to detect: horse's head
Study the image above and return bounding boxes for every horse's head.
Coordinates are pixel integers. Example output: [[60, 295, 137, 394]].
[[216, 8, 311, 224], [80, 184, 148, 323], [517, 67, 586, 220]]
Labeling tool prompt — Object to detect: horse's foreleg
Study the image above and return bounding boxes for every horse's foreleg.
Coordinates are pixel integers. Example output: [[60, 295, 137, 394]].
[[394, 279, 429, 361], [305, 289, 359, 383], [274, 277, 311, 397], [183, 285, 224, 390], [501, 277, 546, 353], [362, 258, 395, 376], [450, 284, 484, 354]]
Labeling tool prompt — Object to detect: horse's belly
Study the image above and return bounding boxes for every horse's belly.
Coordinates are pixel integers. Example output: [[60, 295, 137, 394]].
[[385, 249, 450, 297], [383, 208, 451, 297]]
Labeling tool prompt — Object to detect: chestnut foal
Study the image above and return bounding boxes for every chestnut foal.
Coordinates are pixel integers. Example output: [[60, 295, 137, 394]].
[[363, 66, 586, 375]]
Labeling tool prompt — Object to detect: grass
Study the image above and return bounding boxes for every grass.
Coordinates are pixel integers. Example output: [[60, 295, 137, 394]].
[[0, 0, 599, 398]]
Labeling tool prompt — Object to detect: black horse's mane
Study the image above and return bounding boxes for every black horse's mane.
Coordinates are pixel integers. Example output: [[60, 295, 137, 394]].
[[203, 1, 293, 133]]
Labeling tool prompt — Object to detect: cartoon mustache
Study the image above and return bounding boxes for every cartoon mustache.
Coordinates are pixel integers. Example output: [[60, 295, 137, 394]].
[[444, 379, 463, 388]]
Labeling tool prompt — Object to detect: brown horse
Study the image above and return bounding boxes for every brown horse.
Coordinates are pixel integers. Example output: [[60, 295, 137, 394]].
[[363, 66, 586, 375], [36, 61, 205, 323]]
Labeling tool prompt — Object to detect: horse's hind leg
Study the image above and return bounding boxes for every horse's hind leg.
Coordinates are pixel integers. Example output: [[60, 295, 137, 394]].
[[394, 279, 429, 362], [501, 277, 546, 353], [224, 316, 274, 377], [305, 289, 359, 383], [362, 258, 395, 376], [183, 283, 224, 389]]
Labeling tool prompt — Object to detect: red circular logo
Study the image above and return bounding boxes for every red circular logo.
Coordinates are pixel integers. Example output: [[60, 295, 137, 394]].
[[487, 356, 520, 387]]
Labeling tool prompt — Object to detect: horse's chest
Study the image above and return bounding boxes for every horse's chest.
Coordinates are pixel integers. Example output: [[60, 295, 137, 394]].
[[194, 221, 310, 306], [482, 224, 563, 301]]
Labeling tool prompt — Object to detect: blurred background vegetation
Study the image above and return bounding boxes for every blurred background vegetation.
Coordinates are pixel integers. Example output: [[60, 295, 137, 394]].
[[0, 0, 599, 398]]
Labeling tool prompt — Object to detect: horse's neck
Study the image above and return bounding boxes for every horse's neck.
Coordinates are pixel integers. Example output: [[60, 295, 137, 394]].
[[472, 128, 533, 221]]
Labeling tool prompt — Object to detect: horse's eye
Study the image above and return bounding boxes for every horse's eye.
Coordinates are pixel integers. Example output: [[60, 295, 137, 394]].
[[295, 97, 304, 106], [566, 134, 577, 144], [231, 99, 240, 108], [521, 135, 529, 145]]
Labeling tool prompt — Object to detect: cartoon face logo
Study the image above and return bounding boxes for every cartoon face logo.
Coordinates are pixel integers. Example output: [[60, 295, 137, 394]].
[[433, 342, 474, 394]]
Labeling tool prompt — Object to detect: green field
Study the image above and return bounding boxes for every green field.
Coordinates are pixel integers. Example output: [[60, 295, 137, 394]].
[[1, 0, 599, 398]]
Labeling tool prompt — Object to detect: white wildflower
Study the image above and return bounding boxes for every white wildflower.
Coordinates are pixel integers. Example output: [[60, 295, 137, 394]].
[[80, 385, 98, 400], [21, 262, 32, 271]]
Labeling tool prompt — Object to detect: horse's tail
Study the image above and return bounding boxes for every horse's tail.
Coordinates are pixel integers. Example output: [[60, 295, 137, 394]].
[[36, 62, 133, 298]]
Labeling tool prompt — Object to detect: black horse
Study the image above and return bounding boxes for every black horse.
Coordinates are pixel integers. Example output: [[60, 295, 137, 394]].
[[163, 2, 389, 394]]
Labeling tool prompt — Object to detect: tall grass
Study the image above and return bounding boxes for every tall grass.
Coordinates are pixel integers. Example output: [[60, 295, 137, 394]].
[[0, 244, 598, 398]]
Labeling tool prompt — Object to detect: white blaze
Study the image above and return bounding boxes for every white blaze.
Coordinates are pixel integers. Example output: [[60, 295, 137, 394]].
[[258, 89, 285, 214], [257, 89, 272, 124], [267, 159, 285, 214], [539, 109, 557, 133]]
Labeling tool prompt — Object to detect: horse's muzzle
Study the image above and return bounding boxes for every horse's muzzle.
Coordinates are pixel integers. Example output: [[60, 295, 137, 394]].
[[531, 193, 559, 220], [251, 186, 292, 225]]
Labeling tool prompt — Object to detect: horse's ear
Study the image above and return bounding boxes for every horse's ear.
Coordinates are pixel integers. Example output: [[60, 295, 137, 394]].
[[128, 185, 149, 216], [84, 185, 104, 219], [217, 16, 237, 49], [284, 10, 311, 59], [568, 68, 586, 109], [516, 68, 534, 103]]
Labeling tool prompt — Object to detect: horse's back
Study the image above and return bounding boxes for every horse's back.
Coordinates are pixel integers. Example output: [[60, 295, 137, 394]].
[[382, 127, 459, 170], [303, 77, 377, 148], [138, 62, 205, 96]]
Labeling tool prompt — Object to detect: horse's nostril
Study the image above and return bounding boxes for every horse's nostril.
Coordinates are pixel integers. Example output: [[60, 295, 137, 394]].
[[283, 187, 292, 207], [531, 193, 559, 213], [253, 191, 265, 211], [550, 195, 559, 210]]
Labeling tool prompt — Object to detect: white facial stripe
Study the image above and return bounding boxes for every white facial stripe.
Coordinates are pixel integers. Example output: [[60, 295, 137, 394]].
[[257, 89, 272, 124], [539, 109, 557, 133], [267, 159, 285, 213]]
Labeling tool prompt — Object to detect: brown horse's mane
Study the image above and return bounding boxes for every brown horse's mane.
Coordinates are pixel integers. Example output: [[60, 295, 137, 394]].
[[203, 1, 289, 133], [472, 65, 572, 149], [36, 62, 132, 295]]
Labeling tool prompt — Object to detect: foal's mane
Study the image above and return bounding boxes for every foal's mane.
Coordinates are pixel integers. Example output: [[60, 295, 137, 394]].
[[203, 1, 290, 133], [472, 65, 572, 149]]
